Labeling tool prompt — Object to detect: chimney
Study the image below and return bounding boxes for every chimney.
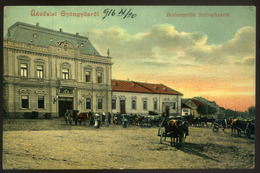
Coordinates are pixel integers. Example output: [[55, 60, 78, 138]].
[[36, 22, 39, 26], [59, 28, 63, 32]]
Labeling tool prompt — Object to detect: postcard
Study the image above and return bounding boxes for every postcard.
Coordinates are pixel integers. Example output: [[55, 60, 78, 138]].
[[2, 5, 256, 170]]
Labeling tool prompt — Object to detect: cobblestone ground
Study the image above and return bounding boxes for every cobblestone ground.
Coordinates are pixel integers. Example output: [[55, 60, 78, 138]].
[[2, 118, 255, 169]]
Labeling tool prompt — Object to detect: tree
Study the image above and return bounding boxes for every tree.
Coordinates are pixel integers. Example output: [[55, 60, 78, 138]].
[[208, 106, 217, 114], [197, 104, 217, 115], [248, 106, 255, 118], [224, 109, 236, 119], [197, 104, 207, 115]]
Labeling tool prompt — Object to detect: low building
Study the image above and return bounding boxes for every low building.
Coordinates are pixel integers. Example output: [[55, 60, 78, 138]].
[[111, 80, 183, 116], [182, 98, 203, 117], [181, 103, 191, 116], [3, 22, 112, 118]]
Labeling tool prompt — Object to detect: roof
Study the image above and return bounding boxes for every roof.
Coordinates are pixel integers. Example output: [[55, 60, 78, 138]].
[[190, 99, 203, 106], [182, 103, 191, 109], [192, 97, 213, 106], [6, 22, 100, 56], [193, 97, 207, 104], [182, 98, 203, 106], [181, 98, 189, 104], [112, 80, 183, 95]]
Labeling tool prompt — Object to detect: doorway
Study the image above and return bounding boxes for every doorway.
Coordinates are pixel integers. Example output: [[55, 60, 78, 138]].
[[59, 97, 73, 117], [120, 100, 126, 114], [165, 106, 170, 117]]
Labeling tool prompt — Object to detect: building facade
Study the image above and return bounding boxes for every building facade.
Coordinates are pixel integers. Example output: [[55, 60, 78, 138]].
[[192, 97, 224, 118], [3, 22, 112, 118], [182, 98, 203, 117], [111, 80, 183, 116], [181, 103, 191, 116]]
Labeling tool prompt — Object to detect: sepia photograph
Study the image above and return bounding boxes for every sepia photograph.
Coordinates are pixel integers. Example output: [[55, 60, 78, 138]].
[[2, 3, 257, 170]]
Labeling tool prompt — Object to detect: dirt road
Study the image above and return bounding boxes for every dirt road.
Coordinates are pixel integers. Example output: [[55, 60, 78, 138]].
[[2, 118, 255, 169]]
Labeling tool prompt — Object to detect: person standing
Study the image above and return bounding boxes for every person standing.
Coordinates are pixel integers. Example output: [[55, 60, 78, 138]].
[[102, 112, 106, 125], [108, 112, 111, 125], [222, 117, 227, 132]]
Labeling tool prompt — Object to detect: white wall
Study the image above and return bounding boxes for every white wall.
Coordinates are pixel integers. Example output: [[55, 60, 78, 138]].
[[112, 91, 182, 116]]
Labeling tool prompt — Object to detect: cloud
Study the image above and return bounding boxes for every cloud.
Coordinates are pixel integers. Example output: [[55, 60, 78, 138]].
[[222, 26, 256, 58], [85, 24, 255, 113], [88, 24, 255, 67], [235, 56, 255, 66]]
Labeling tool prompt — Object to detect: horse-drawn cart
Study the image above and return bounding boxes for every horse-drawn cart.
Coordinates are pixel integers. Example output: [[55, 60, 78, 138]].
[[157, 117, 188, 148], [231, 120, 255, 138]]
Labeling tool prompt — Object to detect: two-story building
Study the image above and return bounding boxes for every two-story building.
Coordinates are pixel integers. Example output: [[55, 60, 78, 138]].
[[3, 22, 112, 118], [111, 80, 183, 116]]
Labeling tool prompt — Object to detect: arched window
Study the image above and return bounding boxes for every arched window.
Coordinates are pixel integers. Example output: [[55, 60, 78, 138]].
[[96, 67, 104, 84], [61, 63, 71, 79], [84, 66, 92, 83], [17, 56, 30, 77], [35, 59, 45, 79]]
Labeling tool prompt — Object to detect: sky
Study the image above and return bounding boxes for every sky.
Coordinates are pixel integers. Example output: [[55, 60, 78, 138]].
[[3, 6, 256, 112]]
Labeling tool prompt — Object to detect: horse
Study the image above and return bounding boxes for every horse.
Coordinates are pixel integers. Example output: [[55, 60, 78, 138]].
[[231, 119, 242, 137], [164, 118, 189, 148], [133, 114, 144, 126], [231, 119, 255, 138], [245, 121, 255, 138], [77, 112, 90, 125]]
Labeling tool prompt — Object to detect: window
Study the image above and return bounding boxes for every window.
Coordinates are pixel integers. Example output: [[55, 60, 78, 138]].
[[154, 100, 158, 110], [37, 65, 43, 79], [143, 100, 147, 110], [183, 109, 189, 112], [20, 63, 28, 77], [21, 95, 29, 108], [86, 98, 91, 109], [112, 99, 116, 109], [98, 98, 103, 109], [38, 96, 44, 109], [62, 68, 69, 79], [132, 100, 136, 110], [85, 71, 91, 82], [173, 102, 176, 109], [97, 72, 102, 83]]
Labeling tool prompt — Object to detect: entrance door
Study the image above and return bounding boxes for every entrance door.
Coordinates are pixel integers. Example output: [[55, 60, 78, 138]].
[[59, 97, 73, 117], [120, 100, 126, 114], [165, 106, 170, 117]]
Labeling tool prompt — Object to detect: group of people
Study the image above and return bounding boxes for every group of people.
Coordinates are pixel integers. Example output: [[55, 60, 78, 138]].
[[64, 110, 113, 128], [212, 117, 228, 132], [89, 112, 113, 128]]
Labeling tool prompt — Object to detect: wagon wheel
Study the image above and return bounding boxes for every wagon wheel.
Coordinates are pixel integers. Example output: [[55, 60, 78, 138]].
[[160, 127, 165, 144]]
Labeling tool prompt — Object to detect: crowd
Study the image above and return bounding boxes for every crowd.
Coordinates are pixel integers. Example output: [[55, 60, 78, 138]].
[[63, 110, 162, 128]]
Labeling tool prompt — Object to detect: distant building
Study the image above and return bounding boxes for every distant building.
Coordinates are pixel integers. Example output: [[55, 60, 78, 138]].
[[111, 80, 183, 116], [192, 96, 224, 118], [181, 103, 191, 116], [3, 22, 112, 118], [181, 98, 203, 117]]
